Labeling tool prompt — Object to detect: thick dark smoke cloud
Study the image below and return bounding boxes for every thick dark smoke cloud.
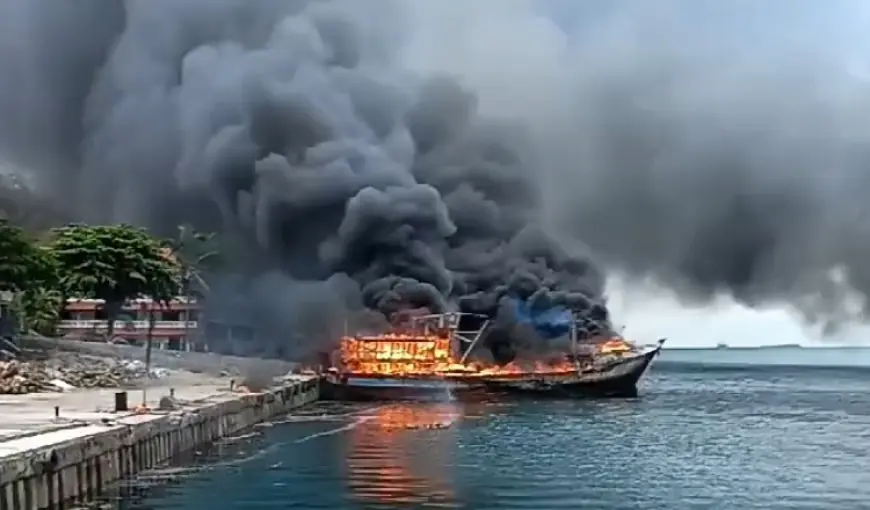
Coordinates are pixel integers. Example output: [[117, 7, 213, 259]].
[[539, 0, 870, 332], [1, 0, 870, 356], [0, 0, 609, 359]]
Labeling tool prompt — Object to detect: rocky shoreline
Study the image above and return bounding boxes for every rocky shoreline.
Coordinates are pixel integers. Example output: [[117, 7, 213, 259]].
[[0, 351, 156, 395]]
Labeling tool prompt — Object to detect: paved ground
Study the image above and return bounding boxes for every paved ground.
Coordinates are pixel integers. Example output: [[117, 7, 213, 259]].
[[0, 337, 308, 449], [0, 373, 315, 461], [0, 371, 231, 442]]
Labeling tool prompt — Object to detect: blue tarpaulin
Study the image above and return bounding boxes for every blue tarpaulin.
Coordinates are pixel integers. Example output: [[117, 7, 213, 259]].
[[509, 297, 573, 339]]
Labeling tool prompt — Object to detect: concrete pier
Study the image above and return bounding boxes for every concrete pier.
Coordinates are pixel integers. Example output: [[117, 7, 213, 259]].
[[0, 376, 319, 509]]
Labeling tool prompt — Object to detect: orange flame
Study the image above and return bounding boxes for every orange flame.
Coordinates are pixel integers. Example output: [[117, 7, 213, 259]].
[[346, 404, 460, 506], [339, 333, 469, 376], [335, 332, 637, 378]]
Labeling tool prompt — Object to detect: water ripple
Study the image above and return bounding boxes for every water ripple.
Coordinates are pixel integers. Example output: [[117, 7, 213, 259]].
[[117, 364, 870, 510]]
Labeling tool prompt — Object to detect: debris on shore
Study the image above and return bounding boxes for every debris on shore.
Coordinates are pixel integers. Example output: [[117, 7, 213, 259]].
[[0, 353, 155, 395]]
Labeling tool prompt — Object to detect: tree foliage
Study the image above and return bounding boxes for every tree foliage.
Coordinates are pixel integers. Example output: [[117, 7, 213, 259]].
[[14, 287, 63, 336], [172, 224, 220, 296], [50, 224, 180, 337], [0, 219, 202, 340], [0, 219, 58, 293]]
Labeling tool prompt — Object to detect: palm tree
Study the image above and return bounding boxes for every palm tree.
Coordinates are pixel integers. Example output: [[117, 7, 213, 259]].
[[12, 287, 62, 336], [171, 225, 219, 351]]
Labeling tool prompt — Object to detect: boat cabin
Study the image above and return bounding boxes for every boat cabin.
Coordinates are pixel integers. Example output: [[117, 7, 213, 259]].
[[337, 312, 464, 376]]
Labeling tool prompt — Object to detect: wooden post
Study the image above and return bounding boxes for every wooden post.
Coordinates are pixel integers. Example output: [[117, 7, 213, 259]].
[[143, 301, 154, 407]]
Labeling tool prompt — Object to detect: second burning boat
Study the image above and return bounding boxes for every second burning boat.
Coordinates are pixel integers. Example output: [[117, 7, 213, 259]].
[[320, 311, 474, 401]]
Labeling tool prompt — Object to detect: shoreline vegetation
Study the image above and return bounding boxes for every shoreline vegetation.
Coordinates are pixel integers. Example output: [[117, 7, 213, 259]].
[[0, 220, 220, 394], [0, 220, 217, 340]]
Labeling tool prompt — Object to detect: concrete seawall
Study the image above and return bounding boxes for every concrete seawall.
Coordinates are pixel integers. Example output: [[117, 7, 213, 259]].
[[0, 376, 319, 510]]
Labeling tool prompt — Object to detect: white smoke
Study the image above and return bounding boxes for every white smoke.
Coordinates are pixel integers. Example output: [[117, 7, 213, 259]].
[[607, 273, 870, 348]]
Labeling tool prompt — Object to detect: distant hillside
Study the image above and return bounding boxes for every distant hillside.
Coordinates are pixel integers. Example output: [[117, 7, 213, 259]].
[[0, 172, 68, 235]]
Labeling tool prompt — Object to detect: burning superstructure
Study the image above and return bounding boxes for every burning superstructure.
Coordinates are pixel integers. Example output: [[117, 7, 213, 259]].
[[334, 310, 473, 377], [339, 333, 459, 376], [320, 311, 474, 400]]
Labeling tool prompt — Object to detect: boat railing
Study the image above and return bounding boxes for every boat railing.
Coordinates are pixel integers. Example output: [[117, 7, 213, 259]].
[[407, 312, 487, 332]]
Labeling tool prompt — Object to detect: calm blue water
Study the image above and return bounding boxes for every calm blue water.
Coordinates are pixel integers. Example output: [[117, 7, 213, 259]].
[[114, 347, 870, 510]]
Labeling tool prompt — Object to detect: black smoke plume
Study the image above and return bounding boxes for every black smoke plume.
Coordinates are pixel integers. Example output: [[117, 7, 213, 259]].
[[0, 0, 610, 360], [1, 0, 869, 357]]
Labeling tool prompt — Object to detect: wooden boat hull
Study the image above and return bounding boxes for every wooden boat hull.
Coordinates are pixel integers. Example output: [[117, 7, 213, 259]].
[[321, 343, 664, 401], [472, 344, 663, 398], [319, 375, 479, 402]]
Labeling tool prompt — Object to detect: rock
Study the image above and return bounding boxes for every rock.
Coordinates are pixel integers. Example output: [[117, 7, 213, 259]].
[[0, 353, 151, 395], [49, 379, 76, 391]]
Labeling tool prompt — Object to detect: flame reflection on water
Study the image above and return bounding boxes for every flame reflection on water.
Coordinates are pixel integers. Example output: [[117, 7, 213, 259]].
[[344, 403, 463, 508]]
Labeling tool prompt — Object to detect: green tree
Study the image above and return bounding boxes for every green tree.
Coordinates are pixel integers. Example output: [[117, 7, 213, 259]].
[[0, 220, 60, 337], [0, 219, 57, 292], [50, 224, 180, 339]]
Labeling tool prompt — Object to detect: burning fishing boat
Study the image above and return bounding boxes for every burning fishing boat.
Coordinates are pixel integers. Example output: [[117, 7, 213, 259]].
[[455, 298, 666, 398], [320, 306, 665, 401], [464, 337, 665, 398], [319, 310, 485, 401]]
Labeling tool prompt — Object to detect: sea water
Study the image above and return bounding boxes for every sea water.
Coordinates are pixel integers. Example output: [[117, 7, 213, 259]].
[[110, 347, 870, 510]]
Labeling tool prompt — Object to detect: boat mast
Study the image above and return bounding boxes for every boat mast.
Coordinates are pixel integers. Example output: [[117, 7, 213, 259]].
[[570, 312, 578, 360], [459, 318, 491, 364]]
